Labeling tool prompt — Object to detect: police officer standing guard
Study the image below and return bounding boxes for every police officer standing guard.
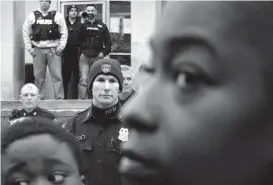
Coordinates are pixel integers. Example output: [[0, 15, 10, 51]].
[[78, 4, 112, 99], [8, 83, 56, 125], [63, 59, 132, 185], [63, 5, 84, 99], [22, 0, 68, 100]]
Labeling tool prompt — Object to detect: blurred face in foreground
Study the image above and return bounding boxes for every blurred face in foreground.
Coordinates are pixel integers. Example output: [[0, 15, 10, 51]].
[[2, 134, 85, 185], [119, 2, 273, 185]]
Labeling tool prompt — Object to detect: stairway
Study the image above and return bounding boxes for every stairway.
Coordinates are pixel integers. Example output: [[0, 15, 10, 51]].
[[1, 100, 92, 128]]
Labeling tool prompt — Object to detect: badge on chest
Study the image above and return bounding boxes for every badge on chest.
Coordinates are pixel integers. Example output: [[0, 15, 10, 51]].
[[118, 128, 129, 142]]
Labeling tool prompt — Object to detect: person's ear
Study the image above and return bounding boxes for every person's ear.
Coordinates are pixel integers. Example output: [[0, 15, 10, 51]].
[[80, 175, 87, 185], [37, 94, 41, 100], [19, 95, 23, 101]]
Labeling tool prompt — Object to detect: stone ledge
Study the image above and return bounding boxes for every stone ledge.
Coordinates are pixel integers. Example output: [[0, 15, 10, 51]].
[[1, 109, 85, 117], [1, 100, 92, 110]]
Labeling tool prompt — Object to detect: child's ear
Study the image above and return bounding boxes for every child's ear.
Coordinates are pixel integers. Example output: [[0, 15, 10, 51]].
[[80, 175, 86, 185]]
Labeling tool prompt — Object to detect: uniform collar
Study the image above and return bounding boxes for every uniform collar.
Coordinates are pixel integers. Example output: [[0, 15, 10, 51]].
[[38, 8, 52, 14], [82, 102, 122, 123], [22, 107, 39, 116]]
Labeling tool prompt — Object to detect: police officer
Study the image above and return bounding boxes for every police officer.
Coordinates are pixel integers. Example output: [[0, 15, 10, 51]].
[[22, 0, 68, 100], [119, 65, 136, 105], [8, 83, 56, 125], [78, 4, 112, 99], [63, 59, 131, 185], [63, 5, 84, 99]]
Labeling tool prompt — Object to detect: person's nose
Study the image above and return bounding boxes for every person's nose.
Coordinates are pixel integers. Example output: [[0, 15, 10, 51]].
[[121, 77, 159, 132], [124, 79, 128, 85], [104, 81, 110, 92], [27, 94, 32, 100]]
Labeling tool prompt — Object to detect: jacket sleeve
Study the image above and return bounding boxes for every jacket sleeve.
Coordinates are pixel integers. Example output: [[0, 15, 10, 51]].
[[55, 12, 68, 51], [22, 12, 35, 51], [62, 116, 76, 133], [102, 24, 112, 56]]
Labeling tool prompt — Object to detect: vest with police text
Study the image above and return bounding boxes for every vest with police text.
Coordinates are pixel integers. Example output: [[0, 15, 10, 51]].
[[31, 10, 61, 41]]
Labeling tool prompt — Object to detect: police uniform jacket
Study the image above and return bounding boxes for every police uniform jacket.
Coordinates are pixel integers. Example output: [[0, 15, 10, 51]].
[[63, 102, 131, 185], [80, 19, 111, 58], [8, 107, 56, 125]]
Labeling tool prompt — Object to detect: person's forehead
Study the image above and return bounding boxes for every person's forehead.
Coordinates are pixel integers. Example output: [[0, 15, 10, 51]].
[[4, 134, 77, 168], [21, 86, 39, 94], [122, 71, 133, 78], [153, 2, 234, 48], [96, 74, 117, 80], [86, 6, 96, 11], [70, 7, 77, 11]]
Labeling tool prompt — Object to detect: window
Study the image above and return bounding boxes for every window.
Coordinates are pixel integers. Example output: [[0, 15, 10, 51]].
[[109, 1, 131, 66], [60, 0, 132, 66]]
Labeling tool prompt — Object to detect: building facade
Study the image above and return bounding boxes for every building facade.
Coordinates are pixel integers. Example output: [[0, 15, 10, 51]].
[[1, 0, 165, 100]]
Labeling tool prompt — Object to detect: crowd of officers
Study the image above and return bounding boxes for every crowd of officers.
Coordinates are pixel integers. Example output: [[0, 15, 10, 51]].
[[6, 58, 136, 185], [11, 1, 138, 185], [23, 0, 124, 100]]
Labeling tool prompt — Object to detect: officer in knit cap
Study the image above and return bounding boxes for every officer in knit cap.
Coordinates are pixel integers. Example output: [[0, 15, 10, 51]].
[[87, 58, 123, 93], [63, 58, 133, 185]]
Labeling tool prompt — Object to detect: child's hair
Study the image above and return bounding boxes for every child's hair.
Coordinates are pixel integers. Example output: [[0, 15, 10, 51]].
[[121, 65, 135, 77], [1, 117, 83, 173]]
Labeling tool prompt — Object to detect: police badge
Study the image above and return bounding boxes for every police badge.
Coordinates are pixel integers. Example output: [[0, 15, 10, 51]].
[[101, 64, 111, 73], [118, 128, 129, 142]]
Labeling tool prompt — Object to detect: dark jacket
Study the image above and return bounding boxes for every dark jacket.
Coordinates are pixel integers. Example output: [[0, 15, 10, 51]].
[[8, 107, 56, 124], [64, 16, 84, 49], [80, 19, 111, 57], [62, 102, 131, 185]]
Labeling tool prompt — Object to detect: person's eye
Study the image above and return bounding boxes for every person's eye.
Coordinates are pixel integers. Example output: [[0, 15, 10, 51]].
[[11, 179, 29, 185], [96, 78, 105, 82], [176, 72, 202, 89], [48, 173, 65, 184], [110, 79, 117, 83], [175, 70, 218, 90]]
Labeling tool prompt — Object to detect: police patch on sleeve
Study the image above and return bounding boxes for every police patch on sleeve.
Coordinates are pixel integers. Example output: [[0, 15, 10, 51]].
[[118, 128, 129, 142]]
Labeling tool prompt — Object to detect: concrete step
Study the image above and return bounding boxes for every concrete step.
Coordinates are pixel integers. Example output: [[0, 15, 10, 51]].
[[1, 100, 93, 126], [1, 100, 92, 110]]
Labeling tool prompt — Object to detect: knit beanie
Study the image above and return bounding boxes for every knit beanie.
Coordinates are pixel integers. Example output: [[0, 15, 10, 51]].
[[88, 59, 123, 92], [67, 5, 78, 14]]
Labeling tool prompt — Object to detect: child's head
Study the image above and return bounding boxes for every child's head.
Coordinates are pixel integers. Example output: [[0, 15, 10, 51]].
[[119, 2, 273, 185], [2, 117, 85, 185]]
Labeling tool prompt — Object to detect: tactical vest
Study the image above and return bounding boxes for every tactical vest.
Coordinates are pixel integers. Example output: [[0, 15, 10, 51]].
[[31, 10, 61, 41]]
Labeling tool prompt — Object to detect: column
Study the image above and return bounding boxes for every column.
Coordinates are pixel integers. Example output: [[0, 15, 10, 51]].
[[1, 0, 25, 100]]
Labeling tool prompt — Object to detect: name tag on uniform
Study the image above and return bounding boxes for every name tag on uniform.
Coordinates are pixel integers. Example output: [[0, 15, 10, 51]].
[[97, 24, 103, 28]]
